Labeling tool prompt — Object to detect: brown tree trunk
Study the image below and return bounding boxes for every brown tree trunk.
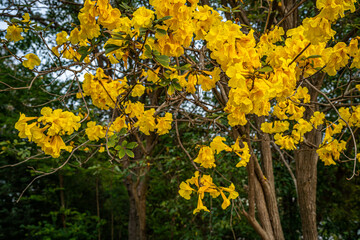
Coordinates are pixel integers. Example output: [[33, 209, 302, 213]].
[[295, 76, 324, 239], [233, 126, 284, 240], [295, 144, 319, 240], [125, 133, 157, 240], [125, 166, 149, 240]]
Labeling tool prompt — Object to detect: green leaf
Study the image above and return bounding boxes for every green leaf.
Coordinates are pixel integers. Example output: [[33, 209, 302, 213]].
[[119, 2, 131, 10], [156, 16, 173, 22], [167, 85, 175, 95], [258, 66, 273, 73], [125, 150, 134, 158], [156, 28, 167, 36], [173, 81, 183, 91], [139, 27, 148, 37], [145, 44, 152, 52], [118, 148, 126, 158], [104, 44, 121, 55], [78, 46, 90, 55], [107, 135, 118, 148], [155, 55, 170, 68], [10, 18, 21, 23], [178, 64, 192, 70], [44, 22, 54, 31], [33, 25, 43, 31], [119, 128, 127, 135], [126, 142, 138, 149], [112, 33, 125, 40], [306, 55, 322, 59], [121, 140, 128, 147]]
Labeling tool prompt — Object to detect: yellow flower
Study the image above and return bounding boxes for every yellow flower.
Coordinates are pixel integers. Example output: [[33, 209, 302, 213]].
[[178, 182, 195, 200], [5, 25, 24, 42], [274, 133, 297, 150], [156, 112, 173, 135], [210, 136, 232, 154], [39, 135, 72, 158], [69, 28, 81, 45], [22, 53, 41, 70], [99, 146, 105, 153], [310, 112, 325, 128], [85, 121, 106, 141], [22, 13, 30, 23], [135, 109, 156, 135], [194, 146, 216, 168], [131, 83, 145, 97], [132, 7, 154, 29], [220, 190, 231, 210], [56, 31, 68, 45], [193, 195, 210, 214], [14, 113, 38, 139], [110, 116, 127, 132]]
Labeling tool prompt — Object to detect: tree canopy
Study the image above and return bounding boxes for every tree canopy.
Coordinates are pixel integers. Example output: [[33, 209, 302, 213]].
[[1, 0, 360, 239]]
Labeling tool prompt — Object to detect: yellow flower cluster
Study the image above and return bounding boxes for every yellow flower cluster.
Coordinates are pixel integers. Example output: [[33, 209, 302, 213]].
[[315, 105, 360, 165], [125, 101, 173, 136], [81, 68, 128, 110], [85, 116, 127, 141], [178, 171, 239, 213], [14, 107, 81, 158], [194, 136, 250, 168]]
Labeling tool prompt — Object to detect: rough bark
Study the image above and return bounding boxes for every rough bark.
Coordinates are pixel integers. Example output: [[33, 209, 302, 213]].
[[295, 76, 323, 239], [234, 125, 284, 240], [255, 117, 285, 240], [254, 177, 274, 240], [295, 144, 319, 240], [125, 133, 157, 240]]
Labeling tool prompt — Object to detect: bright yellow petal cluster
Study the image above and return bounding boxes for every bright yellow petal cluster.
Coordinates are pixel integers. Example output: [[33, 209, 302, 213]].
[[38, 107, 81, 136], [178, 171, 239, 213], [232, 139, 251, 167], [134, 109, 157, 135], [22, 53, 41, 70], [303, 17, 336, 45], [5, 25, 24, 42], [317, 0, 356, 21], [317, 140, 347, 166], [85, 121, 107, 141], [310, 112, 325, 128], [82, 68, 128, 110], [56, 31, 68, 45], [194, 146, 216, 168], [210, 136, 232, 154], [274, 134, 297, 150], [261, 121, 290, 134], [132, 7, 154, 30], [156, 112, 173, 135], [14, 108, 80, 158]]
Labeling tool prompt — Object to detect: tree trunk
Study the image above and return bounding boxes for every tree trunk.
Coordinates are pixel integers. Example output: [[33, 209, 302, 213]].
[[125, 133, 157, 240], [233, 126, 284, 240], [295, 144, 319, 240], [295, 76, 323, 239]]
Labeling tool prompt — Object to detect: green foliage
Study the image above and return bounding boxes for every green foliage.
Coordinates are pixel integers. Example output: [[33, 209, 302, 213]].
[[24, 210, 103, 240]]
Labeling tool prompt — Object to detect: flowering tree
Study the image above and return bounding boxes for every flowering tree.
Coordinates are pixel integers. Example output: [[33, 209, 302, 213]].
[[3, 0, 360, 239]]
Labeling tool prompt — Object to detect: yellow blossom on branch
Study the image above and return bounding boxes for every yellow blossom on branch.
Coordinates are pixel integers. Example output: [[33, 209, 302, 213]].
[[22, 53, 41, 70]]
